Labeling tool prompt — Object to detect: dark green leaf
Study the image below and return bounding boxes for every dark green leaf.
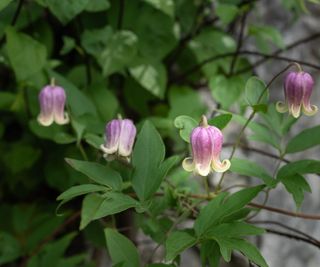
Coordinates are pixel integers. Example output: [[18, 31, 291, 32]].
[[286, 125, 320, 153], [230, 158, 276, 187], [143, 0, 174, 17], [129, 62, 167, 99], [66, 158, 123, 190], [216, 4, 239, 24], [80, 194, 104, 230], [277, 160, 320, 178], [200, 240, 220, 267], [105, 229, 140, 267], [46, 0, 90, 24], [101, 30, 138, 76], [165, 230, 197, 261], [0, 232, 20, 265], [85, 0, 110, 12], [56, 184, 107, 202], [208, 114, 232, 130], [6, 27, 47, 81], [280, 174, 311, 208], [132, 121, 174, 200]]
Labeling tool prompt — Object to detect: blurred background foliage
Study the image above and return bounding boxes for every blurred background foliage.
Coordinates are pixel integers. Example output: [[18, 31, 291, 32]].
[[0, 0, 319, 266]]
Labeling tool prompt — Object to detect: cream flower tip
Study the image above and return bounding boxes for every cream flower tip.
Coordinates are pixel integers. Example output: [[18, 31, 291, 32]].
[[212, 159, 231, 173], [302, 104, 318, 116], [275, 101, 288, 113], [182, 157, 195, 172]]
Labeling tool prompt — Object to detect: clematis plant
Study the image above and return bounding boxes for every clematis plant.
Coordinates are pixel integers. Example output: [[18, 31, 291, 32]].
[[101, 117, 137, 161], [182, 115, 231, 176], [276, 70, 318, 118], [37, 78, 69, 126]]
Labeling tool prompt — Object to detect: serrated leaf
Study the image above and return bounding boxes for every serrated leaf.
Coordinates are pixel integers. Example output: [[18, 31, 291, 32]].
[[65, 158, 123, 190], [105, 229, 140, 267], [165, 230, 197, 261], [286, 125, 320, 153]]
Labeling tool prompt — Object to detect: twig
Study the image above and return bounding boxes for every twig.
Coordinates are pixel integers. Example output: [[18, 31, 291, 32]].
[[264, 228, 320, 249], [229, 13, 248, 75], [250, 220, 320, 245], [223, 143, 290, 163], [236, 32, 320, 74], [117, 0, 125, 30]]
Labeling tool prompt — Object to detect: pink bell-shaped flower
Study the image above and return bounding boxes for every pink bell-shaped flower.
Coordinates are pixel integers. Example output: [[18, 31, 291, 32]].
[[101, 117, 136, 160], [182, 115, 231, 176], [276, 71, 318, 118], [37, 79, 69, 126]]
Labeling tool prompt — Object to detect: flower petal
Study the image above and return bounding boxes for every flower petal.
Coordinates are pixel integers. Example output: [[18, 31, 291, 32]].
[[275, 101, 288, 113], [118, 119, 136, 157], [211, 158, 231, 173], [289, 104, 301, 118], [182, 157, 195, 172], [302, 104, 318, 116]]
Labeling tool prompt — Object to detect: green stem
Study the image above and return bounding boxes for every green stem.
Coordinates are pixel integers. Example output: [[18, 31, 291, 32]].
[[203, 176, 210, 197]]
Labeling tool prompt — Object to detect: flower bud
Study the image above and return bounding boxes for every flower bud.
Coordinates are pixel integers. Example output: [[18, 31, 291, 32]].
[[276, 71, 318, 118], [182, 116, 231, 176], [101, 118, 136, 160], [37, 81, 69, 126]]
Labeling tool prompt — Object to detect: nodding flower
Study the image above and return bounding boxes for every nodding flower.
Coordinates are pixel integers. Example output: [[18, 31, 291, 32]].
[[37, 79, 69, 126], [276, 71, 318, 118], [101, 118, 136, 161], [182, 115, 231, 177]]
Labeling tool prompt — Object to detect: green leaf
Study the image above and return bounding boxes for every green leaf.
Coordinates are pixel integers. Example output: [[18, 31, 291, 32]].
[[249, 25, 285, 53], [129, 62, 167, 99], [143, 0, 174, 17], [6, 27, 47, 81], [245, 76, 268, 106], [277, 160, 320, 178], [92, 192, 140, 220], [217, 238, 268, 267], [65, 158, 123, 190], [200, 240, 220, 267], [168, 86, 205, 119], [195, 186, 264, 236], [216, 4, 239, 24], [207, 222, 265, 239], [105, 228, 140, 267], [280, 174, 311, 208], [174, 115, 197, 143], [29, 120, 76, 144], [208, 114, 232, 130], [165, 230, 197, 261], [134, 7, 177, 60], [0, 0, 13, 12], [101, 30, 138, 76], [209, 75, 244, 109], [0, 232, 20, 265], [80, 194, 104, 230], [85, 0, 110, 12], [56, 184, 107, 213], [0, 92, 15, 110], [46, 0, 90, 24], [286, 125, 320, 153], [132, 121, 176, 200], [230, 158, 276, 187]]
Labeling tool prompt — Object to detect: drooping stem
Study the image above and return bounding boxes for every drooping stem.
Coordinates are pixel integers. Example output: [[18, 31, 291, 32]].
[[216, 63, 299, 191], [203, 176, 210, 197]]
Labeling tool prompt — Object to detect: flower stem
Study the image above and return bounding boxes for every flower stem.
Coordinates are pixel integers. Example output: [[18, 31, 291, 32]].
[[216, 63, 297, 191], [203, 176, 210, 197]]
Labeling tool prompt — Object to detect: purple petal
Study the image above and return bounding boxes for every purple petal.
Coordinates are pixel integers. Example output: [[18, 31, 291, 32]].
[[52, 86, 69, 125], [37, 85, 54, 126], [118, 119, 136, 157], [101, 119, 121, 155]]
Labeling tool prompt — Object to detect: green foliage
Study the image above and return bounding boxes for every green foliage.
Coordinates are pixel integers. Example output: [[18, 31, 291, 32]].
[[1, 0, 319, 266], [104, 229, 140, 267]]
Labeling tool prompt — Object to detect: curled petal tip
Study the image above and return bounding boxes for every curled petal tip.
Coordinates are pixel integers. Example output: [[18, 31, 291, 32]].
[[302, 104, 318, 116], [37, 114, 54, 127], [290, 104, 301, 118], [275, 101, 288, 113], [182, 157, 195, 173], [55, 112, 70, 125], [211, 159, 231, 173]]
